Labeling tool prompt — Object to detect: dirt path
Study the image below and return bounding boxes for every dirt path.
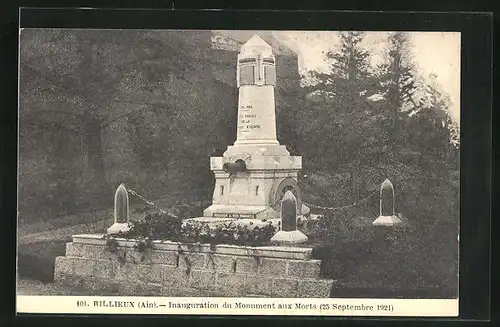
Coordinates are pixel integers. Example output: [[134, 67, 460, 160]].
[[17, 277, 93, 296], [18, 219, 109, 245]]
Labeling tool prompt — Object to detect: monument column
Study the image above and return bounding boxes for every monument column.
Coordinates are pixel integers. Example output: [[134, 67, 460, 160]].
[[201, 34, 308, 221], [234, 35, 279, 146]]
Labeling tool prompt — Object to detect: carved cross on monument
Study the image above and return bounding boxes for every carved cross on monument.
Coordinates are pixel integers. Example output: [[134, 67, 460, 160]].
[[256, 53, 263, 85]]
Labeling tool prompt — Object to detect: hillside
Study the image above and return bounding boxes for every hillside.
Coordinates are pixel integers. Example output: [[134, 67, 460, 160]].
[[18, 29, 303, 222]]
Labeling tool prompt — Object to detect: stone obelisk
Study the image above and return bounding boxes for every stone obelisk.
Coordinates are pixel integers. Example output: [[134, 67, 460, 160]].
[[234, 35, 280, 146], [203, 35, 308, 220]]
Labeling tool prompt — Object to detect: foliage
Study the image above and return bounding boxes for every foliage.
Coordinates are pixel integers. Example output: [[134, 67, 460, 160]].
[[310, 212, 458, 297], [113, 211, 277, 247], [104, 236, 127, 263], [297, 31, 459, 227]]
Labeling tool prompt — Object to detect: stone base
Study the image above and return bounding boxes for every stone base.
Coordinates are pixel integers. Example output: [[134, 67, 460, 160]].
[[183, 214, 321, 233], [270, 230, 308, 245], [53, 234, 335, 298], [183, 217, 281, 230], [372, 215, 403, 226], [203, 204, 275, 220], [106, 223, 130, 235]]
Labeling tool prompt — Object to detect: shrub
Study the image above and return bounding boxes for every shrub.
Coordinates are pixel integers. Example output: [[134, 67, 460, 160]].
[[310, 213, 458, 298], [115, 210, 277, 247]]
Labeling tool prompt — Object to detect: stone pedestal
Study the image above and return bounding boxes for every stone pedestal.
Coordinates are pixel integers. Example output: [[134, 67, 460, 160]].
[[106, 223, 130, 235], [270, 230, 308, 245], [107, 184, 131, 235], [203, 153, 305, 220], [202, 35, 309, 221], [372, 215, 402, 226], [54, 234, 335, 298]]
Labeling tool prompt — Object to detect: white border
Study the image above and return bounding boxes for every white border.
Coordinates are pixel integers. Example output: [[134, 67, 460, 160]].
[[17, 296, 459, 316]]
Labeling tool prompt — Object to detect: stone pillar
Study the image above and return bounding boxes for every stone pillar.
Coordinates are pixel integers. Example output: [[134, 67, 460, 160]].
[[372, 179, 402, 226], [107, 184, 131, 235], [234, 34, 279, 146], [270, 191, 308, 245]]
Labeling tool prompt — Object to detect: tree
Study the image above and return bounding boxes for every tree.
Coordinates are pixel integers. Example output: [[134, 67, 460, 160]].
[[307, 32, 375, 105], [18, 29, 213, 214], [297, 32, 385, 199], [373, 32, 421, 151]]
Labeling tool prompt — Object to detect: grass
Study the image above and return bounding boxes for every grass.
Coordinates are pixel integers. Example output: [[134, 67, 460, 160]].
[[16, 203, 458, 299], [18, 208, 113, 235], [18, 240, 68, 282], [17, 278, 98, 296], [18, 203, 160, 236]]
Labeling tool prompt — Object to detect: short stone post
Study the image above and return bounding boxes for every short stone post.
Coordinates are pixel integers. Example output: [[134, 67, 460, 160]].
[[107, 183, 131, 235], [372, 179, 402, 226], [270, 191, 308, 245]]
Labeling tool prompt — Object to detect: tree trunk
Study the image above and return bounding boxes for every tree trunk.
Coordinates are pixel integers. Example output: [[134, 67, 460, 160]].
[[83, 117, 108, 207]]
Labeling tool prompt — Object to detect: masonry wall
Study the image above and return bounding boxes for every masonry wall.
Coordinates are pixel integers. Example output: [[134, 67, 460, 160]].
[[54, 234, 335, 297]]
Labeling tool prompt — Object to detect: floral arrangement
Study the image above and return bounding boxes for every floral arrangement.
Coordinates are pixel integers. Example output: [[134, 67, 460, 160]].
[[109, 210, 276, 248]]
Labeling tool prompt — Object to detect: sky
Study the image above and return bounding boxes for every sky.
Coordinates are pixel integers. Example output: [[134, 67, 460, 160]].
[[272, 31, 461, 124]]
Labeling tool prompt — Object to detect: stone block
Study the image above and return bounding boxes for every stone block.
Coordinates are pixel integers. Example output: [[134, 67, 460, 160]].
[[297, 279, 334, 298], [287, 260, 321, 278], [92, 259, 114, 279], [149, 264, 165, 284], [211, 244, 254, 256], [67, 242, 124, 261], [178, 253, 207, 270], [161, 286, 224, 297], [235, 256, 259, 274], [253, 246, 313, 260], [161, 265, 190, 288], [81, 277, 121, 295], [245, 275, 273, 296], [257, 258, 288, 277], [272, 277, 299, 298], [161, 286, 189, 297], [206, 254, 236, 273], [119, 282, 162, 296], [113, 262, 133, 281], [62, 274, 89, 291], [215, 272, 246, 296], [122, 248, 149, 264], [153, 241, 183, 252], [53, 272, 80, 289], [53, 273, 120, 295], [65, 243, 83, 257], [54, 256, 75, 275], [113, 263, 161, 284], [53, 270, 71, 285], [189, 270, 217, 290], [54, 256, 94, 277], [148, 250, 178, 266], [72, 234, 107, 245], [65, 242, 74, 255], [270, 230, 308, 245]]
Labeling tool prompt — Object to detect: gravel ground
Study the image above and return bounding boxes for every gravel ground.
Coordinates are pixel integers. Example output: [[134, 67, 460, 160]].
[[17, 278, 94, 296]]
